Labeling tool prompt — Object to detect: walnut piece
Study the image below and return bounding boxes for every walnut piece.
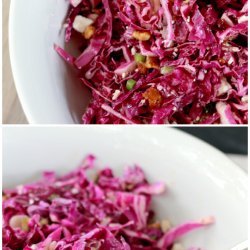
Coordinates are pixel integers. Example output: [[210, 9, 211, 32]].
[[160, 219, 171, 232], [145, 56, 160, 69], [9, 215, 30, 232], [137, 63, 148, 74], [143, 87, 162, 109], [132, 30, 151, 41], [148, 221, 161, 229], [83, 25, 96, 39]]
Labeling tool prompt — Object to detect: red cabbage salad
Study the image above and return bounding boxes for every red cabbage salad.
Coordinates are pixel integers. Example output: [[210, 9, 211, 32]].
[[55, 0, 248, 124], [3, 155, 213, 249]]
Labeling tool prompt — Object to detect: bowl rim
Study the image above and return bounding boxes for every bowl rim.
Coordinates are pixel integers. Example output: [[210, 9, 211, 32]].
[[176, 128, 247, 176], [9, 0, 34, 123], [3, 126, 248, 185]]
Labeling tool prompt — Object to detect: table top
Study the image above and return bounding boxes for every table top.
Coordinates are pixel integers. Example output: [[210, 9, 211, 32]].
[[3, 0, 27, 124]]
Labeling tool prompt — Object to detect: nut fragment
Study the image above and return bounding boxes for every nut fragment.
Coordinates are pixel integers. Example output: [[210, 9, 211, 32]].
[[219, 58, 226, 65], [160, 219, 171, 232], [48, 241, 57, 250], [242, 95, 248, 103], [49, 194, 59, 200], [73, 15, 93, 33], [145, 56, 160, 69], [171, 243, 184, 250], [125, 183, 134, 190], [148, 221, 161, 229], [40, 218, 49, 226], [132, 30, 151, 41], [101, 217, 111, 226], [137, 63, 148, 74], [83, 25, 96, 39], [9, 215, 30, 231], [161, 66, 174, 75], [143, 87, 162, 109]]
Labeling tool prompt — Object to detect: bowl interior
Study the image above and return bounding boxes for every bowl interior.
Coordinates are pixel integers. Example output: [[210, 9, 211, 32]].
[[3, 127, 247, 249], [10, 0, 90, 123]]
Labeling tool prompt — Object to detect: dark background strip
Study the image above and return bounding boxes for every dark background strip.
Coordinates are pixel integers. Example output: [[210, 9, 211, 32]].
[[178, 127, 247, 155]]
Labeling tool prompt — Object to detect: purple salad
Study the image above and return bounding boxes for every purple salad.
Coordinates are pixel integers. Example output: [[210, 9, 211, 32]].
[[3, 155, 213, 249], [55, 0, 248, 124]]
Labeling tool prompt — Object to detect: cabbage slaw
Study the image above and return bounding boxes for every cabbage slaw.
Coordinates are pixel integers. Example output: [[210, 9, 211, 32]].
[[55, 0, 248, 124], [2, 155, 213, 249]]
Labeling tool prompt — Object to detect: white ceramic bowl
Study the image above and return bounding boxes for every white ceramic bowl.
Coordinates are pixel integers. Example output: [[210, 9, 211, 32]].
[[9, 0, 90, 124], [3, 127, 247, 249]]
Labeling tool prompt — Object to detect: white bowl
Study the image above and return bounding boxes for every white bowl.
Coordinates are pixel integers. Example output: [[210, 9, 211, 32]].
[[9, 0, 90, 124], [3, 127, 247, 249]]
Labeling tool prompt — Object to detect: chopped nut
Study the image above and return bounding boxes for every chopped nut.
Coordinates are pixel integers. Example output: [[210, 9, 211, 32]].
[[48, 241, 57, 250], [73, 15, 93, 33], [145, 56, 160, 69], [83, 25, 95, 39], [143, 87, 162, 109], [132, 30, 151, 41], [217, 77, 231, 96], [161, 66, 174, 75], [160, 219, 171, 232], [93, 173, 99, 183], [148, 221, 161, 229], [125, 183, 134, 190], [101, 217, 111, 226], [49, 194, 59, 200], [137, 63, 148, 74], [219, 58, 226, 65], [242, 95, 248, 103], [171, 243, 184, 250], [71, 188, 79, 194], [40, 218, 49, 226], [9, 215, 30, 232]]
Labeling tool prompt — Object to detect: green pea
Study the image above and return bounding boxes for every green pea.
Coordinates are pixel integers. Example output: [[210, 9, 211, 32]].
[[134, 53, 146, 63], [126, 79, 136, 90]]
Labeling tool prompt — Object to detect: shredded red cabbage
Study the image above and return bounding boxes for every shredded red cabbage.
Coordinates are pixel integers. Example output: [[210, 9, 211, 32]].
[[55, 0, 248, 124], [3, 155, 213, 249]]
